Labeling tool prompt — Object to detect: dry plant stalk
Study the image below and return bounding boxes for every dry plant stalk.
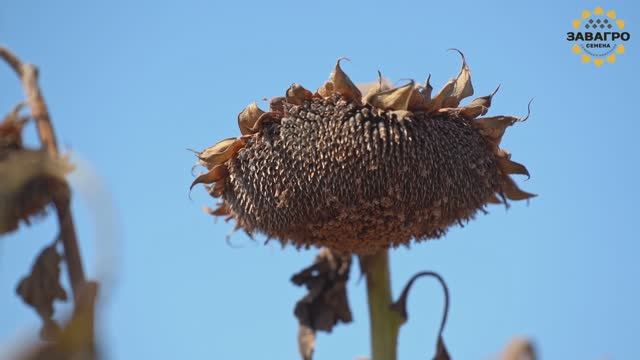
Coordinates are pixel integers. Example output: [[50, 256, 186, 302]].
[[1, 45, 97, 359]]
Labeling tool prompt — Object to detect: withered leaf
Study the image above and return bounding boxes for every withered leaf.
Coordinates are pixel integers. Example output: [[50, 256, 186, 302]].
[[286, 83, 314, 105], [190, 164, 229, 190], [238, 102, 265, 135], [429, 78, 456, 113], [442, 49, 474, 108], [459, 85, 500, 119], [16, 242, 68, 340], [473, 116, 518, 145], [408, 76, 433, 111], [497, 158, 530, 179], [500, 175, 536, 201], [291, 248, 352, 345], [500, 337, 537, 360], [317, 58, 362, 104], [391, 271, 450, 360], [197, 137, 245, 169], [205, 202, 229, 216], [0, 103, 27, 152], [366, 80, 415, 111]]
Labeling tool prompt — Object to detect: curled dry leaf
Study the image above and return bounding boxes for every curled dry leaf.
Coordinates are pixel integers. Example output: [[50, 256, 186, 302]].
[[238, 102, 265, 135], [291, 248, 352, 360], [317, 58, 362, 104], [16, 243, 68, 340], [365, 80, 415, 111], [286, 83, 314, 106], [390, 271, 450, 360]]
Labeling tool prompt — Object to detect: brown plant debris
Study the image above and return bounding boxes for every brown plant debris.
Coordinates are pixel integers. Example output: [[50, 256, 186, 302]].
[[16, 242, 68, 340], [500, 337, 537, 360], [291, 248, 353, 360], [18, 281, 99, 360], [390, 271, 450, 360], [0, 105, 73, 235], [191, 54, 535, 254]]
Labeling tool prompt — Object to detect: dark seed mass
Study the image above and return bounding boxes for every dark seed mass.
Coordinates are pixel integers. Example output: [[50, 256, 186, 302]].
[[224, 95, 501, 253]]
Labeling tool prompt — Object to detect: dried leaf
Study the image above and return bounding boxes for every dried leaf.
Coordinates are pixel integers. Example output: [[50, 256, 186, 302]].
[[286, 83, 313, 105], [317, 58, 362, 104], [497, 158, 530, 179], [408, 75, 433, 111], [501, 175, 536, 201], [443, 49, 474, 108], [197, 137, 245, 169], [205, 202, 229, 216], [16, 243, 68, 340], [500, 337, 536, 360], [238, 102, 265, 135], [473, 116, 518, 145], [292, 248, 352, 338], [428, 78, 456, 112], [21, 281, 99, 360], [366, 80, 415, 111], [358, 72, 392, 100], [190, 164, 229, 190], [391, 271, 450, 360]]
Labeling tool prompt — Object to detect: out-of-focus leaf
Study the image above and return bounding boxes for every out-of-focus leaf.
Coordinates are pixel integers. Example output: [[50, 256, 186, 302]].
[[19, 281, 100, 360], [500, 337, 536, 360], [0, 150, 72, 234], [16, 242, 68, 340], [291, 248, 352, 360]]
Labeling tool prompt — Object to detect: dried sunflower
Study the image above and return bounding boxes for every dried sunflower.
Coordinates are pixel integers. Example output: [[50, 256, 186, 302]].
[[191, 54, 534, 254]]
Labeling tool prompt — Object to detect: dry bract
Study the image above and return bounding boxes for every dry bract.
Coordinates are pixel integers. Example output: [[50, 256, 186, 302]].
[[191, 55, 534, 254]]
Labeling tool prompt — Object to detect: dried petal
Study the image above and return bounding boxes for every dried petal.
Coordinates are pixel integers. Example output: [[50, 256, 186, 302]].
[[497, 158, 530, 179], [205, 202, 229, 216], [237, 102, 265, 135], [428, 78, 456, 112], [443, 49, 474, 108], [317, 58, 362, 104], [286, 83, 313, 105], [460, 85, 500, 119], [501, 176, 536, 200], [366, 80, 415, 111], [198, 138, 245, 169], [408, 75, 433, 111], [474, 116, 518, 145], [190, 164, 229, 190]]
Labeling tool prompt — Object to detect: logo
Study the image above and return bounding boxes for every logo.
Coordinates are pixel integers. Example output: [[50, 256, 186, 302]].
[[566, 6, 630, 67]]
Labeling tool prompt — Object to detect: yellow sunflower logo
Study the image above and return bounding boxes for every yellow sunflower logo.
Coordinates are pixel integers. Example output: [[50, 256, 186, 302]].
[[567, 6, 630, 67]]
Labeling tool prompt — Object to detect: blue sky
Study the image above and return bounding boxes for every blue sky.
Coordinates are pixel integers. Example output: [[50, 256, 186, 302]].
[[0, 0, 638, 359]]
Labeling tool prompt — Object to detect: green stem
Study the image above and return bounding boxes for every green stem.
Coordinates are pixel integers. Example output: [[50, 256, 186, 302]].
[[359, 250, 404, 360]]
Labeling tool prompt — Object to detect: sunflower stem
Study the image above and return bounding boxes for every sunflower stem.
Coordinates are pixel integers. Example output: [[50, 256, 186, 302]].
[[359, 250, 403, 360]]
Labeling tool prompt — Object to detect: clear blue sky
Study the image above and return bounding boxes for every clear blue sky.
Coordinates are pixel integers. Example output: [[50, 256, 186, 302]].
[[0, 0, 638, 359]]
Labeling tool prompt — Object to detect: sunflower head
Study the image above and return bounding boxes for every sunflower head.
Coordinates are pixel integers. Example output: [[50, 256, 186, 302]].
[[191, 54, 534, 254]]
